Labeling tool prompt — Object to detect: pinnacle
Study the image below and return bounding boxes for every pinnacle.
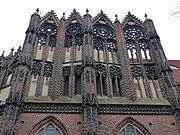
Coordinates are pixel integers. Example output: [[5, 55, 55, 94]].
[[114, 14, 119, 23]]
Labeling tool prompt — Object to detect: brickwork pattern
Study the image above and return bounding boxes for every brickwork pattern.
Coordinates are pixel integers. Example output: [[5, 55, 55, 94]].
[[15, 113, 179, 135]]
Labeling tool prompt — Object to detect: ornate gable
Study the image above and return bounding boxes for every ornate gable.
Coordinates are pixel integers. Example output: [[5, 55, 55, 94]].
[[122, 12, 144, 28], [41, 10, 59, 26], [92, 10, 114, 28], [66, 9, 83, 25]]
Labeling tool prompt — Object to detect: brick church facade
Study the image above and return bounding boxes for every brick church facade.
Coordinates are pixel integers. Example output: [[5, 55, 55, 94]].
[[0, 9, 180, 134]]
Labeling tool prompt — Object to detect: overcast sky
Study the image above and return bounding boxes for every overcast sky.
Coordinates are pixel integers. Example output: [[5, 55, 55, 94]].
[[0, 0, 179, 59]]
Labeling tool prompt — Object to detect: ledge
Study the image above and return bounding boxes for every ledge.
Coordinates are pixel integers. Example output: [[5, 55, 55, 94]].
[[25, 96, 170, 105]]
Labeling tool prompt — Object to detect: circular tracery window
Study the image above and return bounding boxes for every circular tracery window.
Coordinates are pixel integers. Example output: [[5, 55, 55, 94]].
[[124, 26, 144, 40], [66, 23, 82, 36], [93, 24, 115, 39], [40, 23, 57, 35]]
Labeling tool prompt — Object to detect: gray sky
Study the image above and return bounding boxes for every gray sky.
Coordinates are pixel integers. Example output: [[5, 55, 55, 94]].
[[0, 0, 179, 59]]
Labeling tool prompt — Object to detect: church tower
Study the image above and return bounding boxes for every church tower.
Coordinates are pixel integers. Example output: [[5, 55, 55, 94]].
[[0, 9, 180, 135]]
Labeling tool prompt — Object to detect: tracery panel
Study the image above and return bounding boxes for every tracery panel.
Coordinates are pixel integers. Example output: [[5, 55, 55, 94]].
[[38, 34, 47, 46], [131, 66, 143, 79], [49, 35, 57, 47], [31, 60, 43, 76], [64, 36, 73, 48], [43, 62, 53, 77], [40, 23, 57, 35], [75, 34, 83, 46], [63, 66, 71, 96], [95, 64, 107, 96], [109, 66, 122, 96], [145, 65, 159, 80], [66, 23, 82, 36], [74, 65, 83, 95], [139, 40, 151, 61], [38, 23, 57, 47], [107, 39, 117, 52], [126, 40, 138, 63], [93, 37, 104, 51]]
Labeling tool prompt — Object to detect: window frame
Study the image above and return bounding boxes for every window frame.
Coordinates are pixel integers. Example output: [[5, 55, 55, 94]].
[[118, 124, 143, 135], [35, 123, 64, 135]]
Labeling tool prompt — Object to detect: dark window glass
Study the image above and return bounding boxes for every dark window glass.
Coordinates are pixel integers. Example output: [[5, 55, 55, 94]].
[[126, 125, 135, 135], [64, 77, 69, 96], [45, 124, 55, 135], [75, 76, 81, 95]]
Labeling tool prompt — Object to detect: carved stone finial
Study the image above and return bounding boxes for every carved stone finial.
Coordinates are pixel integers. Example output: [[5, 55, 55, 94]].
[[144, 13, 151, 21], [100, 10, 104, 14], [86, 8, 89, 13], [114, 14, 119, 23], [17, 46, 21, 52], [11, 47, 14, 52], [36, 8, 39, 13], [1, 51, 4, 57], [61, 12, 66, 21], [73, 8, 76, 13], [145, 13, 147, 18], [128, 11, 131, 15]]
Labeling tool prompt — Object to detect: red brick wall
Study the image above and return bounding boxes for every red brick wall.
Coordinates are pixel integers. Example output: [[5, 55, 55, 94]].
[[17, 113, 82, 135], [98, 114, 179, 135], [16, 113, 179, 135]]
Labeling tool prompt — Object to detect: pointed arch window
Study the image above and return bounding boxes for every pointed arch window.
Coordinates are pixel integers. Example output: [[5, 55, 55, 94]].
[[139, 40, 151, 62], [119, 124, 142, 135], [38, 23, 57, 47], [74, 65, 83, 95], [63, 66, 71, 96], [124, 26, 153, 63], [36, 123, 63, 135], [109, 66, 122, 96], [126, 40, 138, 63]]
